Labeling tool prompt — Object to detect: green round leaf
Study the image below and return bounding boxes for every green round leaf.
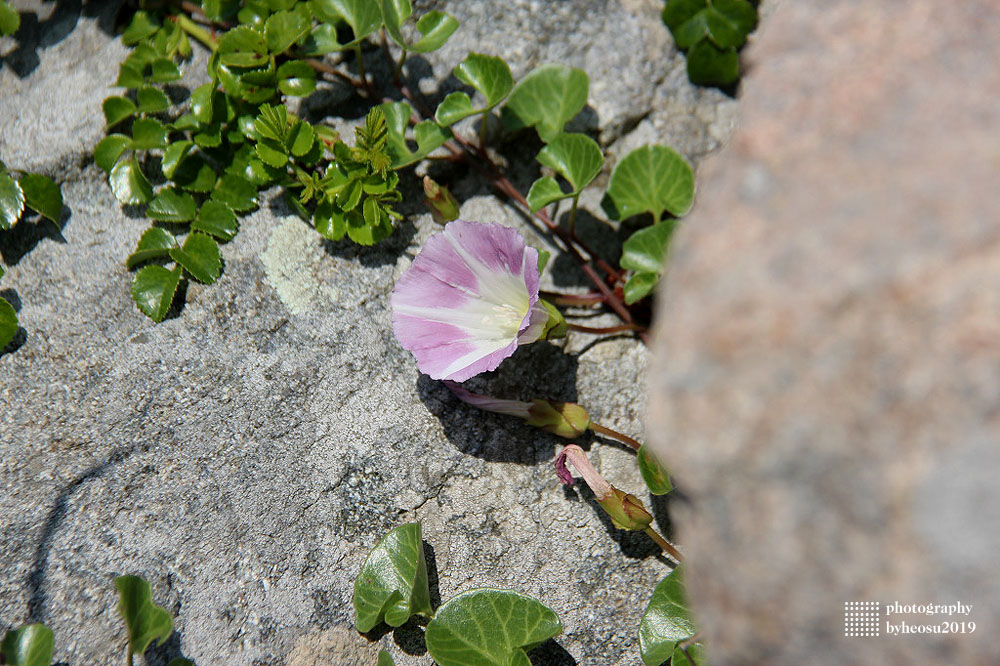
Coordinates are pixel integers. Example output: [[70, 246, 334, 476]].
[[662, 0, 706, 32], [536, 132, 603, 193], [218, 26, 269, 67], [0, 296, 18, 350], [265, 8, 310, 54], [318, 0, 382, 45], [0, 1, 22, 37], [1, 623, 54, 666], [150, 58, 182, 83], [526, 176, 567, 213], [408, 11, 459, 53], [255, 139, 289, 168], [502, 64, 589, 143], [425, 589, 563, 666], [19, 173, 63, 223], [313, 197, 347, 240], [110, 157, 153, 205], [103, 95, 137, 128], [623, 272, 660, 305], [638, 445, 673, 495], [277, 60, 317, 96], [131, 117, 169, 150], [376, 649, 396, 666], [173, 157, 217, 193], [115, 62, 144, 89], [621, 222, 674, 275], [353, 522, 433, 632], [116, 575, 174, 654], [131, 264, 182, 322], [95, 134, 134, 174], [434, 92, 476, 127], [639, 567, 696, 666], [136, 85, 170, 114], [603, 145, 694, 221], [669, 0, 756, 50], [127, 227, 178, 268], [288, 121, 316, 157], [455, 53, 513, 110], [211, 174, 258, 212], [148, 188, 197, 222], [672, 642, 707, 666], [190, 83, 215, 125], [0, 174, 25, 230], [169, 232, 221, 284], [121, 11, 159, 45], [686, 40, 740, 87], [192, 201, 239, 241], [161, 141, 194, 179]]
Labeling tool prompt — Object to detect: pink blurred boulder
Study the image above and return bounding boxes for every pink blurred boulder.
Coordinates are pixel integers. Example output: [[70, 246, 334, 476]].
[[649, 1, 1000, 664]]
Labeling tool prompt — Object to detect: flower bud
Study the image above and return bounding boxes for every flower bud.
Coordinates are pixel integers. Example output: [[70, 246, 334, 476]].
[[538, 299, 568, 340], [423, 176, 460, 225], [598, 488, 654, 531], [527, 400, 591, 438]]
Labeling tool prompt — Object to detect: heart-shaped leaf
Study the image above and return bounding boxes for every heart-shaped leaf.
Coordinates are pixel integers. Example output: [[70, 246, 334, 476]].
[[116, 575, 174, 655], [454, 53, 513, 110], [0, 174, 24, 230], [0, 296, 18, 350], [169, 232, 221, 284], [277, 60, 317, 96], [110, 156, 153, 205], [536, 132, 603, 193], [603, 145, 694, 222], [148, 188, 197, 223], [1, 624, 54, 666], [128, 227, 178, 268], [638, 445, 673, 495], [381, 102, 452, 167], [353, 522, 433, 632], [211, 174, 257, 212], [623, 271, 659, 305], [425, 589, 562, 666], [19, 173, 63, 223], [382, 0, 458, 53], [265, 8, 310, 54], [131, 265, 183, 321], [502, 64, 588, 143], [103, 96, 137, 128], [132, 117, 169, 150], [218, 26, 269, 67], [136, 86, 171, 114], [639, 567, 696, 666], [526, 177, 566, 213], [192, 201, 239, 241], [686, 39, 739, 87], [621, 222, 673, 275], [434, 92, 476, 127], [95, 134, 134, 173], [663, 0, 756, 50], [671, 642, 706, 666]]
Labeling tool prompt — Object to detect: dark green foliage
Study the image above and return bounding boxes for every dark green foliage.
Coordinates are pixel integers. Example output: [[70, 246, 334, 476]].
[[662, 0, 758, 87]]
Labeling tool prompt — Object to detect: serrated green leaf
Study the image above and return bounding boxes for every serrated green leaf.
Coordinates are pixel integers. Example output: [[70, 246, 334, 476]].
[[638, 445, 673, 495], [288, 121, 316, 157], [526, 176, 566, 213], [161, 141, 194, 179], [621, 222, 674, 274], [115, 62, 144, 89], [0, 296, 17, 350], [121, 11, 159, 45], [502, 64, 588, 143], [353, 523, 433, 632], [211, 174, 257, 211], [277, 60, 317, 96], [203, 0, 240, 21], [0, 623, 54, 666], [94, 134, 134, 173], [127, 227, 178, 268], [110, 157, 153, 205], [0, 1, 22, 36], [150, 58, 182, 83], [337, 178, 363, 211], [376, 650, 396, 666], [192, 201, 239, 241], [190, 83, 215, 124], [0, 174, 23, 230], [346, 206, 391, 244], [131, 117, 169, 150], [103, 96, 137, 128], [19, 173, 63, 223], [434, 92, 476, 127], [686, 40, 740, 87], [218, 26, 269, 67], [148, 188, 197, 222], [603, 145, 694, 221], [536, 132, 603, 193], [265, 8, 310, 54], [169, 232, 221, 284], [116, 575, 174, 655], [194, 123, 223, 148], [623, 272, 659, 305], [639, 567, 696, 666], [173, 157, 217, 193], [454, 53, 513, 109], [425, 589, 562, 666], [255, 139, 289, 168], [131, 265, 181, 321], [313, 197, 347, 240], [672, 642, 706, 666], [136, 85, 170, 114]]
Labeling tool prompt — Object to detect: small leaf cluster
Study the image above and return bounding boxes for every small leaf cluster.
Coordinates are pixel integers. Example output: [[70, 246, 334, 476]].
[[639, 566, 704, 665], [662, 0, 759, 87], [354, 523, 563, 666], [1, 575, 191, 666]]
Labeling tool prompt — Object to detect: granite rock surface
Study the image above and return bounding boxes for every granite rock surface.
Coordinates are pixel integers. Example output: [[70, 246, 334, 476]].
[[1, 1, 736, 664], [650, 1, 1000, 664]]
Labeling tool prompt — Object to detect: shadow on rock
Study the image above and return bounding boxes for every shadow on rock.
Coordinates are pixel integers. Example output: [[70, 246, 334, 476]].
[[416, 342, 580, 465], [528, 638, 577, 665], [561, 481, 663, 561], [1, 0, 125, 78], [0, 208, 69, 266], [146, 630, 195, 666]]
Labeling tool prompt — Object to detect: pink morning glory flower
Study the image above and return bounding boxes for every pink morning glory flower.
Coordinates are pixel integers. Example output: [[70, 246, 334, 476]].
[[391, 220, 549, 382]]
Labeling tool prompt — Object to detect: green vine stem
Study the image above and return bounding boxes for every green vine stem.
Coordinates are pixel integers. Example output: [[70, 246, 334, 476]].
[[174, 12, 217, 51]]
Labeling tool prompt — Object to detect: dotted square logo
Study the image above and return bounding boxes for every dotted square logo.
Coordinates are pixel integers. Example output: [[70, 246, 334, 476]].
[[844, 601, 880, 637]]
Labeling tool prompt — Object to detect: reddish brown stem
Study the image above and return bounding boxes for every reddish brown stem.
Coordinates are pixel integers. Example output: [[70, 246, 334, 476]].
[[538, 290, 606, 306], [566, 322, 645, 335], [589, 422, 641, 451]]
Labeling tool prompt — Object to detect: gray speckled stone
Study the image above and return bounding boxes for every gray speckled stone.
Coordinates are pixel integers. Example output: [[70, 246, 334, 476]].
[[650, 1, 1000, 664], [1, 1, 734, 664]]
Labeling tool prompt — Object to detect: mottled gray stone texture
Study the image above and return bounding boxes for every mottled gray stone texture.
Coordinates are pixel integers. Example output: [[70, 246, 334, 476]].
[[1, 1, 736, 664], [650, 1, 1000, 664]]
